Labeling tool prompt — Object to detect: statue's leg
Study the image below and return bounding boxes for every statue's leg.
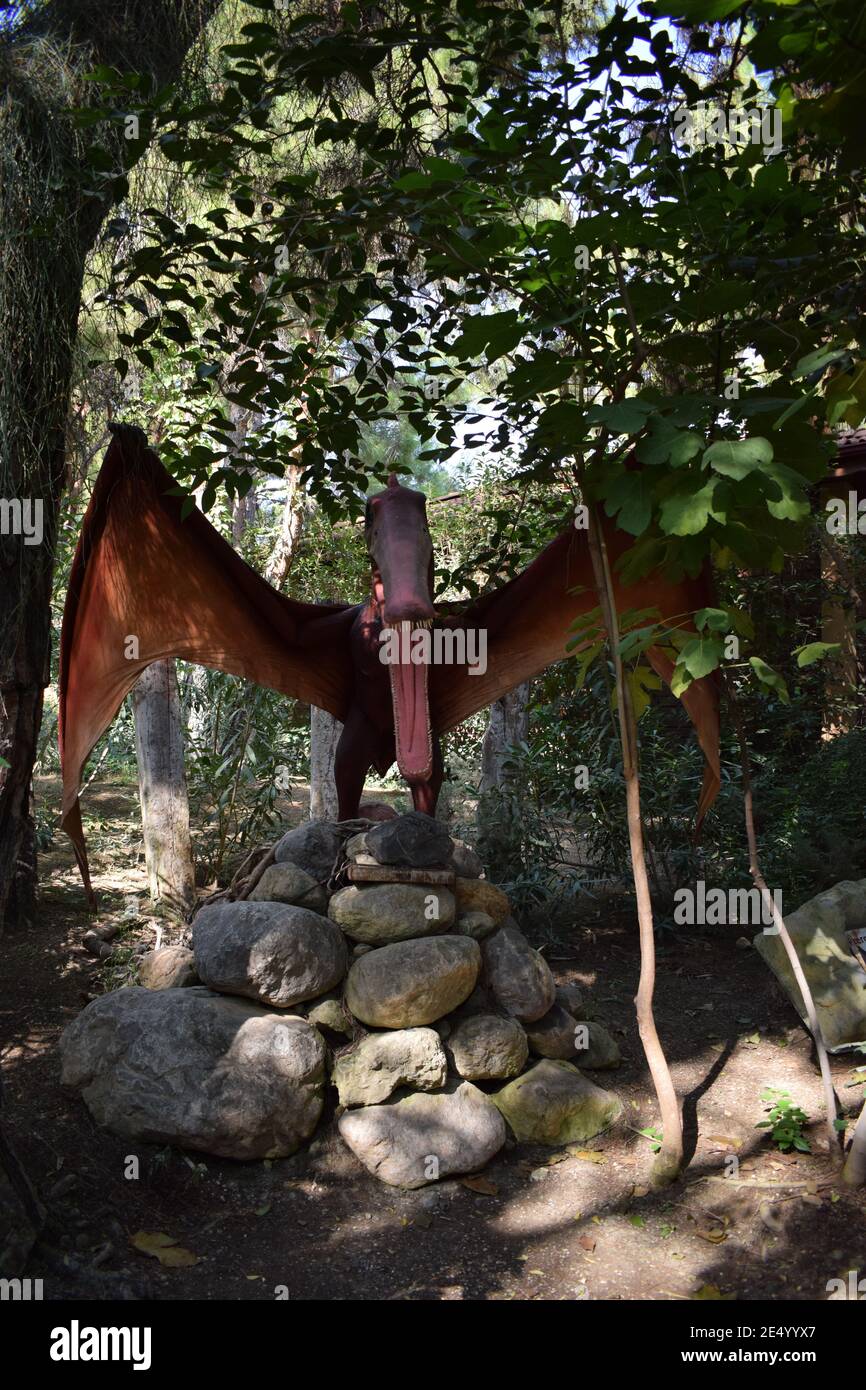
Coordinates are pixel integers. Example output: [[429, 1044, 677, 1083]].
[[410, 735, 444, 817], [334, 706, 380, 820]]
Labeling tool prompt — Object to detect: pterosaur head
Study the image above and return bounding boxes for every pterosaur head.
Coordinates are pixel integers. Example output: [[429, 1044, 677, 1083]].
[[364, 474, 435, 624], [365, 474, 436, 783]]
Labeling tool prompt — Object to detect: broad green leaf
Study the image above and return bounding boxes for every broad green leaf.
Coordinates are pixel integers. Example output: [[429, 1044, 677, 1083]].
[[704, 437, 773, 479], [601, 471, 654, 536], [749, 656, 789, 703], [659, 478, 719, 536], [794, 641, 841, 667]]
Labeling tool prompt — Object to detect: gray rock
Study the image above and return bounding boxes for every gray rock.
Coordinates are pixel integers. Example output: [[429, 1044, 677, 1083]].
[[332, 1028, 447, 1106], [60, 987, 327, 1160], [305, 994, 353, 1037], [482, 927, 555, 1022], [366, 812, 453, 868], [338, 1080, 506, 1187], [345, 937, 481, 1028], [754, 878, 866, 1051], [448, 982, 494, 1020], [138, 945, 197, 990], [193, 901, 347, 1008], [328, 883, 456, 944], [572, 1020, 622, 1070], [344, 832, 370, 861], [526, 1004, 579, 1059], [556, 982, 586, 1017], [273, 821, 347, 883], [455, 910, 498, 941], [449, 838, 484, 879], [493, 1059, 622, 1145], [249, 862, 328, 914], [353, 943, 373, 957], [446, 1013, 528, 1080]]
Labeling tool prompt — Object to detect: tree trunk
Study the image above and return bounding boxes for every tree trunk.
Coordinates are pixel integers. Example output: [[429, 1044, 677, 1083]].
[[842, 1096, 866, 1187], [479, 683, 529, 792], [131, 660, 196, 916], [477, 683, 529, 880], [586, 506, 684, 1185], [264, 464, 305, 589], [0, 0, 220, 933], [309, 706, 342, 821]]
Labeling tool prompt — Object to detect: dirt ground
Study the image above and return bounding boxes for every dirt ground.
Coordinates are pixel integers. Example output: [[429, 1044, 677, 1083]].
[[3, 780, 865, 1302]]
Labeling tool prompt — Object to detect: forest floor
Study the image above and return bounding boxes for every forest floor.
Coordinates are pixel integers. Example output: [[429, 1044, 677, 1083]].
[[3, 778, 866, 1303]]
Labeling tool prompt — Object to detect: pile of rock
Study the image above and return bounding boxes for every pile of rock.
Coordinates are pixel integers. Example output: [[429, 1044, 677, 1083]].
[[60, 813, 622, 1188]]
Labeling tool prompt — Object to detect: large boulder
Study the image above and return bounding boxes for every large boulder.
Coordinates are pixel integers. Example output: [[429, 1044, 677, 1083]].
[[754, 878, 866, 1051], [332, 1028, 447, 1106], [60, 987, 327, 1160], [248, 862, 327, 914], [345, 937, 480, 1028], [338, 1081, 506, 1187], [193, 901, 347, 1009], [328, 883, 456, 945], [482, 926, 555, 1022], [446, 1014, 528, 1081], [493, 1060, 622, 1145], [365, 812, 453, 868], [273, 821, 347, 883], [138, 945, 197, 990], [455, 877, 510, 926]]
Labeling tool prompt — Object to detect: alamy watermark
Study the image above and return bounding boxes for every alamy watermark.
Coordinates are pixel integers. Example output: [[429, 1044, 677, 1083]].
[[0, 497, 43, 546], [672, 103, 782, 156], [826, 491, 866, 535], [379, 622, 487, 676], [673, 880, 783, 928]]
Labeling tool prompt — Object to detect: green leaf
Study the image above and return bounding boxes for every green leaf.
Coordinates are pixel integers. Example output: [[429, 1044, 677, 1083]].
[[792, 345, 848, 381], [601, 471, 654, 537], [794, 641, 841, 667], [659, 478, 719, 536], [677, 634, 725, 680], [704, 437, 773, 479], [749, 656, 789, 703]]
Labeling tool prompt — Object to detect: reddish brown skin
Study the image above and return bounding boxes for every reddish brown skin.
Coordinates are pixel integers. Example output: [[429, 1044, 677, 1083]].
[[335, 475, 443, 819], [59, 431, 719, 901]]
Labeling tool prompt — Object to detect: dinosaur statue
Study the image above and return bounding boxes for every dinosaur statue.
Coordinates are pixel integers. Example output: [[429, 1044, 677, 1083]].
[[59, 425, 720, 902]]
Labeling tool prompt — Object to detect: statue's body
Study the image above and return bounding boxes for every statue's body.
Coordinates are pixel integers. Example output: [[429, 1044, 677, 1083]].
[[59, 425, 720, 901]]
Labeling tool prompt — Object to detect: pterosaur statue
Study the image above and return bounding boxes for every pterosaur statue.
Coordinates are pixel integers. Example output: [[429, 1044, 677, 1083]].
[[59, 425, 720, 901]]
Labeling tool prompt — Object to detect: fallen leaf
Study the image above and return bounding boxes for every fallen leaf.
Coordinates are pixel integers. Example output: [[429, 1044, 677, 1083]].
[[546, 1152, 568, 1166], [697, 1226, 728, 1244], [691, 1283, 736, 1301], [567, 1148, 606, 1164], [705, 1135, 743, 1151], [254, 1203, 271, 1217], [628, 1214, 645, 1228], [579, 1235, 596, 1252], [130, 1231, 199, 1268], [633, 1184, 650, 1198], [460, 1174, 499, 1196]]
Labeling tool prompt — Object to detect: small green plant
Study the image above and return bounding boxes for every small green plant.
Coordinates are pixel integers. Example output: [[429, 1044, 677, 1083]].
[[756, 1088, 811, 1153], [631, 1125, 663, 1154]]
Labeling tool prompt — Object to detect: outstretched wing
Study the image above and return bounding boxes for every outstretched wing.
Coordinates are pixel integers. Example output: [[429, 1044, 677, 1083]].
[[59, 426, 357, 898], [428, 520, 720, 829]]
